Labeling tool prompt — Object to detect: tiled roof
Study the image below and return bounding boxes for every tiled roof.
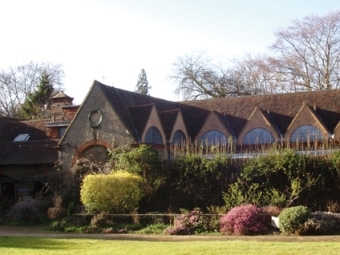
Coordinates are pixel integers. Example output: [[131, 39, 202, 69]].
[[0, 118, 51, 142], [130, 104, 154, 141], [0, 140, 58, 165], [3, 119, 51, 141], [159, 109, 180, 140], [182, 90, 340, 136], [98, 82, 178, 141], [0, 117, 60, 165], [0, 117, 21, 141], [93, 81, 340, 141], [51, 91, 74, 100]]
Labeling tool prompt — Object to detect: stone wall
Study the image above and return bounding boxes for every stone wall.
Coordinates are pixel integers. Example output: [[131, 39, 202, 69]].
[[59, 84, 133, 192]]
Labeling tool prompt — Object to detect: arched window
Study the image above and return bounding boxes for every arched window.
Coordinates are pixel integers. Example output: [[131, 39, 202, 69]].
[[201, 130, 228, 146], [145, 126, 163, 144], [243, 128, 275, 145], [290, 125, 323, 143], [172, 130, 186, 144]]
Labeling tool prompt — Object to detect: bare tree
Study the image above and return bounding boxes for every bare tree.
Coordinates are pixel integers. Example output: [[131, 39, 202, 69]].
[[271, 11, 340, 91], [170, 52, 281, 100], [229, 54, 287, 95], [169, 52, 232, 100], [0, 61, 64, 117]]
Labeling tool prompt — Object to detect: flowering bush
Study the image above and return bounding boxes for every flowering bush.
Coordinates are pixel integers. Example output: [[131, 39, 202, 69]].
[[165, 210, 204, 235], [219, 204, 269, 235]]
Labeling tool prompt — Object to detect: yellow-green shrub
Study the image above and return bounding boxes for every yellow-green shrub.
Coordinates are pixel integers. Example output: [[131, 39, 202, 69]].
[[80, 171, 142, 213]]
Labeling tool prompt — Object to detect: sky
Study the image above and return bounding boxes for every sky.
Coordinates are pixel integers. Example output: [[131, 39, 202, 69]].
[[1, 0, 340, 104]]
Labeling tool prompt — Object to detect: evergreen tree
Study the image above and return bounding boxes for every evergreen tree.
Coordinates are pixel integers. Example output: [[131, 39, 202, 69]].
[[135, 69, 151, 95], [20, 72, 54, 119]]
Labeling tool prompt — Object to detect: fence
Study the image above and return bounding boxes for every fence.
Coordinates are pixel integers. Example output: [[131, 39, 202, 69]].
[[73, 211, 223, 226]]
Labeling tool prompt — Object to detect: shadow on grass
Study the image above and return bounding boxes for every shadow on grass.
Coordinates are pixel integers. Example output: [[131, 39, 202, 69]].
[[0, 237, 79, 250]]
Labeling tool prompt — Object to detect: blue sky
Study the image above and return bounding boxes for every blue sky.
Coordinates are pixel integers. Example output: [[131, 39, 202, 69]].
[[1, 0, 339, 104]]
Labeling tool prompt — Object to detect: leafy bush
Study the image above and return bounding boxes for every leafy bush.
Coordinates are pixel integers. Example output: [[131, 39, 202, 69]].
[[6, 197, 48, 223], [278, 206, 311, 234], [219, 204, 269, 235], [165, 210, 205, 235], [47, 216, 89, 232], [80, 171, 142, 213], [228, 149, 331, 210], [110, 145, 165, 196], [137, 224, 168, 234]]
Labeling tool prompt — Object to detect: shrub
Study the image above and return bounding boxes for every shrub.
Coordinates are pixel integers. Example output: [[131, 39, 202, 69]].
[[47, 194, 67, 220], [296, 212, 340, 235], [278, 206, 311, 234], [91, 212, 111, 228], [137, 224, 168, 234], [80, 171, 142, 213], [219, 204, 269, 235], [67, 202, 76, 216], [110, 145, 165, 196], [165, 210, 204, 235], [6, 197, 47, 223], [263, 205, 281, 217], [47, 216, 89, 232], [327, 201, 340, 213]]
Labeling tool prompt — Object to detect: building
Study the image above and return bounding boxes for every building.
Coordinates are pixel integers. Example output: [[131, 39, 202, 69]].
[[2, 80, 340, 201], [0, 92, 78, 203], [58, 80, 340, 190]]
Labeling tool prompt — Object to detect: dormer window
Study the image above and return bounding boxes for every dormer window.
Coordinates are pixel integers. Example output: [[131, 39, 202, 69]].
[[290, 125, 323, 143], [243, 128, 274, 145], [13, 134, 30, 142], [201, 130, 228, 146], [145, 126, 163, 144], [172, 130, 186, 145]]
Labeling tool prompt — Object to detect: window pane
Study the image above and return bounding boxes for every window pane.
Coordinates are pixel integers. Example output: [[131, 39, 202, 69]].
[[243, 128, 274, 145], [290, 125, 322, 142], [172, 130, 186, 144], [58, 127, 67, 138], [201, 130, 227, 146], [145, 126, 163, 144]]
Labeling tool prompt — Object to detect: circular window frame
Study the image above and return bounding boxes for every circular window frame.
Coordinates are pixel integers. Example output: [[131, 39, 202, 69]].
[[88, 110, 103, 128]]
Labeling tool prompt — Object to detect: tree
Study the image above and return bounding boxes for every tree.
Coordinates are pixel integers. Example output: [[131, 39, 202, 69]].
[[271, 11, 340, 91], [135, 68, 151, 95], [171, 11, 340, 100], [169, 52, 267, 100], [229, 54, 287, 95], [170, 52, 231, 100], [20, 72, 55, 119], [0, 61, 64, 117]]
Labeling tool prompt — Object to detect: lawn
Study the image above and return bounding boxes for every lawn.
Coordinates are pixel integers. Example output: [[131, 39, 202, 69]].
[[1, 237, 340, 255]]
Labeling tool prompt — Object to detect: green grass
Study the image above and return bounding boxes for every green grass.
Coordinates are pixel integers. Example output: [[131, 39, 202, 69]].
[[1, 237, 340, 255]]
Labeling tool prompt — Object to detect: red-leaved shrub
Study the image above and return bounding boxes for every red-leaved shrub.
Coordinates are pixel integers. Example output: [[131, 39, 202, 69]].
[[165, 210, 203, 235], [220, 204, 269, 235], [263, 205, 281, 217]]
